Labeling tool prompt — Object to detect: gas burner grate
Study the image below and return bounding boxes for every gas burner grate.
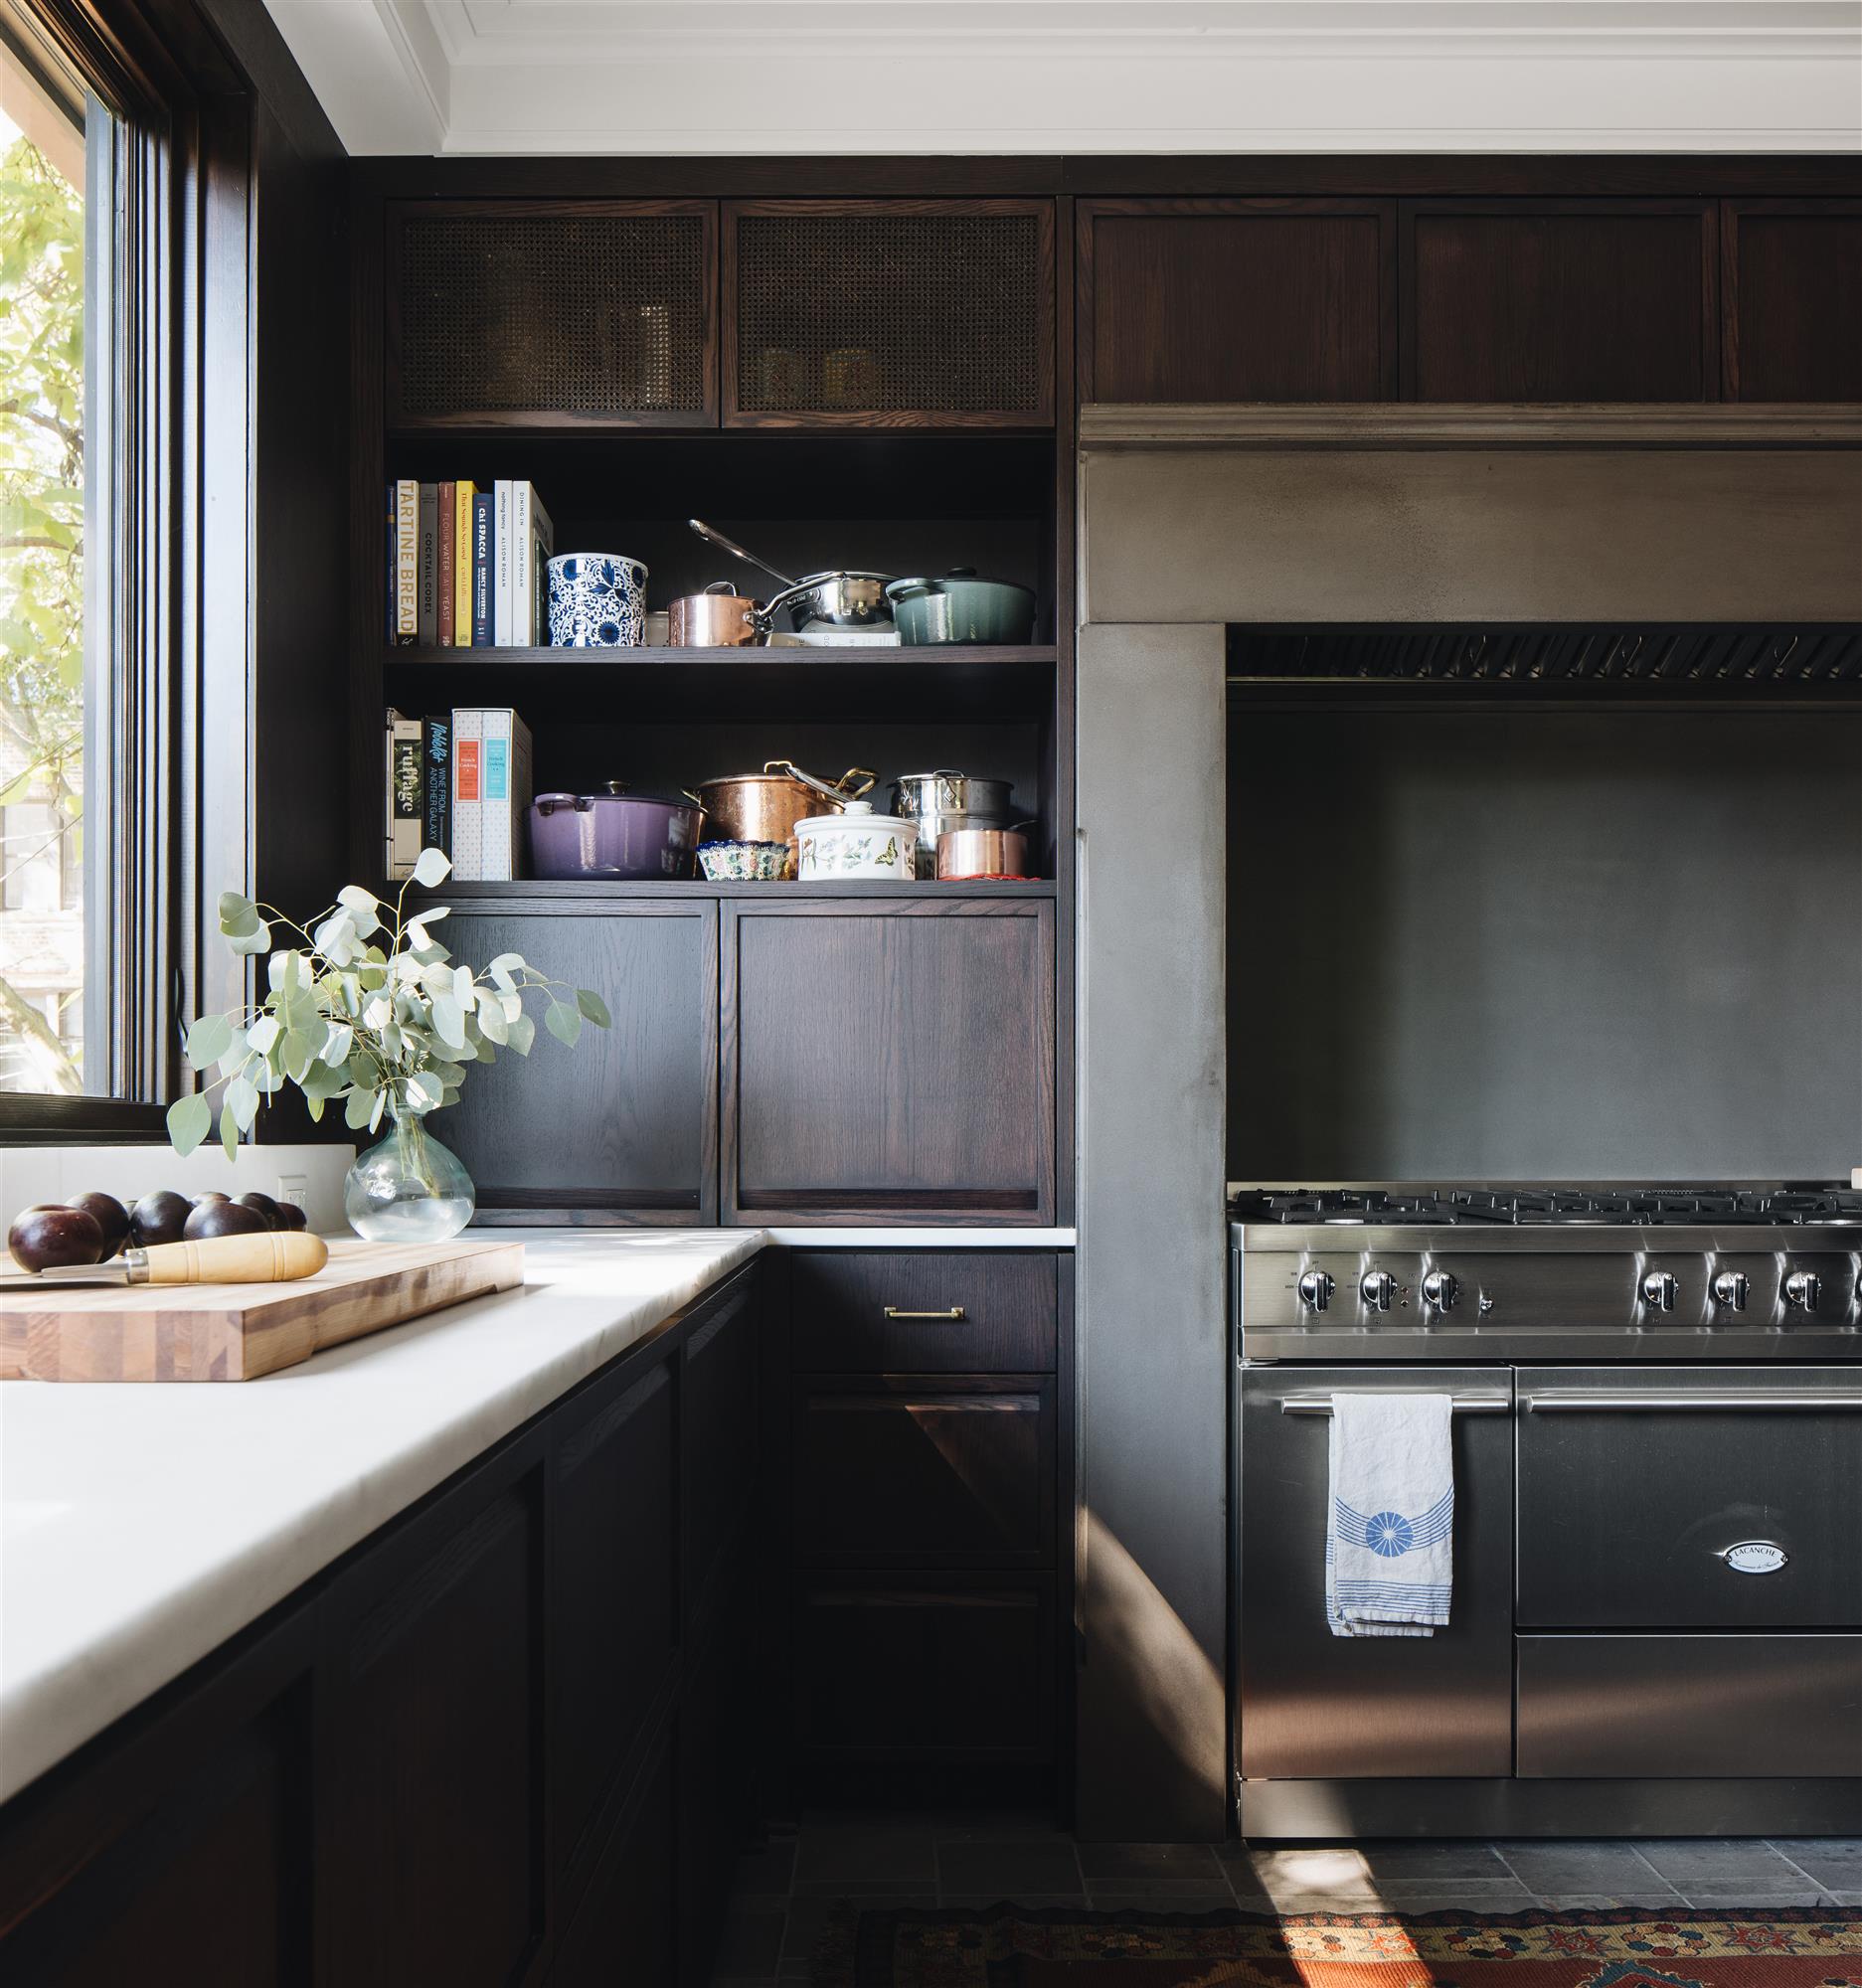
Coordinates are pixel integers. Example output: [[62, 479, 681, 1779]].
[[1229, 1185, 1862, 1227]]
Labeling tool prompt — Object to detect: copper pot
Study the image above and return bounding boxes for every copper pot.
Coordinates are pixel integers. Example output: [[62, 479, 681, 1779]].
[[668, 582, 762, 648], [687, 760, 877, 846], [935, 822, 1034, 881]]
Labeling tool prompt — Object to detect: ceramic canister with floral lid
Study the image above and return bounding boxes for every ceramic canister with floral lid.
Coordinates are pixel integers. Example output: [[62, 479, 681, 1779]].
[[794, 800, 918, 882]]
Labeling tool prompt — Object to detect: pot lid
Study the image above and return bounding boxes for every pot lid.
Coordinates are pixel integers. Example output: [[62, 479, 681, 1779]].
[[795, 800, 917, 834], [532, 782, 698, 814], [885, 569, 1033, 599]]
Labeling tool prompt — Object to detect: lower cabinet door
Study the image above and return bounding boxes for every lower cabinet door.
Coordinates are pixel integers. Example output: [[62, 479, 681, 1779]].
[[794, 1573, 1055, 1761], [680, 1594, 752, 1986], [551, 1740, 675, 1988], [320, 1464, 546, 1988], [1239, 1369, 1515, 1779], [794, 1377, 1055, 1567], [1518, 1634, 1862, 1778]]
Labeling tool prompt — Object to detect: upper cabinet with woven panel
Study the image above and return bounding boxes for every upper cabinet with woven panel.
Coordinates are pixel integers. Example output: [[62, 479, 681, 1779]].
[[723, 201, 1055, 428], [386, 201, 719, 428]]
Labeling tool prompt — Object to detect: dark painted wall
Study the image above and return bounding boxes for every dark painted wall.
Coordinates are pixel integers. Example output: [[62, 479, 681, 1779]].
[[1229, 708, 1862, 1182]]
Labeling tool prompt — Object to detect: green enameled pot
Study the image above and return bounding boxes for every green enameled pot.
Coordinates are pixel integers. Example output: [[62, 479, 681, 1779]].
[[884, 570, 1037, 646]]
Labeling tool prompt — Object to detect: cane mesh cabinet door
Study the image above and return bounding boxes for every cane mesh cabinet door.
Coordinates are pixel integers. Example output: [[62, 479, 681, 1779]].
[[724, 200, 1055, 427], [387, 199, 718, 428], [722, 899, 1055, 1224], [441, 902, 718, 1224]]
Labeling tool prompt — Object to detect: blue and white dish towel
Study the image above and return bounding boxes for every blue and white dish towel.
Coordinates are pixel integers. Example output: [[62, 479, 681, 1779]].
[[1325, 1393, 1454, 1637]]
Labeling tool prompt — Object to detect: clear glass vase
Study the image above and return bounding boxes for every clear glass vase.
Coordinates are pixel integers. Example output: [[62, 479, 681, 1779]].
[[344, 1096, 475, 1242]]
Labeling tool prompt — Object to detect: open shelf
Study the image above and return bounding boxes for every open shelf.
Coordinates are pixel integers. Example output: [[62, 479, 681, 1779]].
[[383, 643, 1056, 723], [398, 878, 1056, 902]]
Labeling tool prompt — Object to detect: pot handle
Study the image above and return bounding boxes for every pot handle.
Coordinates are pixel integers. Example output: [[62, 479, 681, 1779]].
[[763, 760, 878, 803], [688, 518, 795, 590]]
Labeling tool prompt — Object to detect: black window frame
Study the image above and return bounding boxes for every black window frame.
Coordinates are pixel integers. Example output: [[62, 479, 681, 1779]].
[[0, 0, 226, 1142]]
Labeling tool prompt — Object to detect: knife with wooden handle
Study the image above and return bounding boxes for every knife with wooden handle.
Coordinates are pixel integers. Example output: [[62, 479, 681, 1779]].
[[0, 1231, 330, 1289]]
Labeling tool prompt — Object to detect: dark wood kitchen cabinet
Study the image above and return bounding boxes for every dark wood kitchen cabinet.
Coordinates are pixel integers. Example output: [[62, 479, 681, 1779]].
[[0, 1262, 764, 1988], [774, 1249, 1072, 1801], [721, 899, 1056, 1225], [442, 901, 718, 1225], [1401, 199, 1717, 401], [1722, 199, 1862, 401], [1078, 199, 1397, 403]]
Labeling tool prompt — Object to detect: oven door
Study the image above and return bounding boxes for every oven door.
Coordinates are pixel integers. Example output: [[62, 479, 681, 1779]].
[[1238, 1367, 1515, 1780], [1516, 1366, 1862, 1629]]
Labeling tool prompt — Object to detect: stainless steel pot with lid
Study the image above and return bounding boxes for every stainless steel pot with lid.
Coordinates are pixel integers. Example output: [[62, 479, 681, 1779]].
[[890, 769, 1017, 879]]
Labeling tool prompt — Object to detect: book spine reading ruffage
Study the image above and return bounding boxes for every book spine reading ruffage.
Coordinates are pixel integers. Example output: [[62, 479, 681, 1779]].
[[435, 480, 456, 646], [471, 490, 492, 647], [385, 709, 423, 879], [450, 707, 483, 880], [493, 479, 512, 647], [529, 486, 555, 645], [417, 483, 438, 646], [422, 713, 451, 856], [452, 481, 476, 648], [394, 479, 419, 643]]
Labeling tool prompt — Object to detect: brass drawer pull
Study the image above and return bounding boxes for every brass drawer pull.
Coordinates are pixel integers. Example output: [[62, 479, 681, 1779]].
[[883, 1306, 968, 1322]]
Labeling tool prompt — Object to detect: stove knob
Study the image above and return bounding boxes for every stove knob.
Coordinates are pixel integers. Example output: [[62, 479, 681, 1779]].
[[1297, 1269, 1335, 1313], [1642, 1270, 1678, 1312], [1783, 1269, 1821, 1311], [1421, 1269, 1457, 1312], [1711, 1269, 1749, 1311], [1360, 1270, 1396, 1312]]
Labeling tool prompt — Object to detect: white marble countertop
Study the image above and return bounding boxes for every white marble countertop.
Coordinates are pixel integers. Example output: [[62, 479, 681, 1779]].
[[0, 1230, 762, 1805]]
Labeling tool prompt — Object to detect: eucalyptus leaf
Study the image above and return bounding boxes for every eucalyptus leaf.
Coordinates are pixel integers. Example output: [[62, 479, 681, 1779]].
[[247, 1014, 280, 1056], [221, 1103, 241, 1160], [430, 994, 466, 1048], [475, 998, 508, 1046], [322, 1021, 353, 1065], [344, 1084, 375, 1131], [507, 1012, 536, 1057], [412, 846, 450, 888], [575, 988, 611, 1028], [489, 951, 525, 976], [440, 1085, 461, 1107], [545, 1000, 582, 1049], [227, 918, 271, 956], [305, 1095, 325, 1123], [369, 1087, 387, 1133], [166, 1090, 212, 1155], [282, 1029, 320, 1082], [218, 890, 260, 937], [226, 1075, 259, 1133], [406, 1071, 441, 1111], [185, 1012, 233, 1071], [337, 884, 380, 934]]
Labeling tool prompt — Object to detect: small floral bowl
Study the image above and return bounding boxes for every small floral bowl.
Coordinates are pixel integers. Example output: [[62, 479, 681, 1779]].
[[547, 552, 647, 647], [697, 839, 791, 882]]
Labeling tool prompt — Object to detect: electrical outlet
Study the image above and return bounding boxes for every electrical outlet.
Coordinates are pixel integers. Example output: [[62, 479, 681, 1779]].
[[275, 1173, 309, 1212]]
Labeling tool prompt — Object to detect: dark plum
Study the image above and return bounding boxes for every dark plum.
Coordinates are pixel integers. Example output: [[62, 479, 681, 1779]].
[[129, 1190, 193, 1246], [273, 1201, 309, 1232], [191, 1190, 231, 1207], [183, 1199, 267, 1242], [235, 1191, 281, 1230], [9, 1204, 105, 1272], [67, 1191, 130, 1260]]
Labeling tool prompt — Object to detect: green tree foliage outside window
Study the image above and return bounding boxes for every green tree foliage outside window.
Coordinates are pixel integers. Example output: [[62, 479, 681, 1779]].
[[0, 125, 85, 1093]]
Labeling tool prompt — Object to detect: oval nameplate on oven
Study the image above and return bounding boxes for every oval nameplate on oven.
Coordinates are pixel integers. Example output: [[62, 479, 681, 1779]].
[[1722, 1541, 1788, 1574]]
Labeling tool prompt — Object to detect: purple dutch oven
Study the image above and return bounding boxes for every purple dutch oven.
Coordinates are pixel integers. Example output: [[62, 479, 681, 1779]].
[[529, 782, 707, 881]]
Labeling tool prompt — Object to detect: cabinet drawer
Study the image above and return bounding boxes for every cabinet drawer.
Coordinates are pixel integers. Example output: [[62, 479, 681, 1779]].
[[793, 1574, 1054, 1761], [790, 1251, 1057, 1373], [794, 1378, 1054, 1567], [1518, 1635, 1862, 1778]]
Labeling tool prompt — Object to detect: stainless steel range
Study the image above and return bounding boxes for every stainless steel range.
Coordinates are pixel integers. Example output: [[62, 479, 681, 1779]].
[[1230, 1184, 1862, 1840]]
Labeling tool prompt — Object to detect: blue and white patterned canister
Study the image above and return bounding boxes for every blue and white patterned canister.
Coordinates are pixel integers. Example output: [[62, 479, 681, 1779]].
[[547, 553, 648, 647]]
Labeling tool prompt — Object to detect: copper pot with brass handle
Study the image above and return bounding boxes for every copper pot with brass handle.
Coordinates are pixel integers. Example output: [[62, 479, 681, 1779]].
[[687, 760, 877, 847], [667, 581, 763, 648]]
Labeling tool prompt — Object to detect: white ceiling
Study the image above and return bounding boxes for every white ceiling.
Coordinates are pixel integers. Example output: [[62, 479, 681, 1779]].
[[261, 1, 1862, 156]]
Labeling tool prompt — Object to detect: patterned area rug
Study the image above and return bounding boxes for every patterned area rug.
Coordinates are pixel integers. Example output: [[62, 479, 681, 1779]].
[[812, 1903, 1862, 1987]]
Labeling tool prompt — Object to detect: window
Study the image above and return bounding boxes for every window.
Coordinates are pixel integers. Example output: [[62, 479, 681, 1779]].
[[0, 0, 188, 1133]]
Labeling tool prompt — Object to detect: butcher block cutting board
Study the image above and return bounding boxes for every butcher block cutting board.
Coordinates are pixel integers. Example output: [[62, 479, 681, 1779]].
[[0, 1237, 525, 1383]]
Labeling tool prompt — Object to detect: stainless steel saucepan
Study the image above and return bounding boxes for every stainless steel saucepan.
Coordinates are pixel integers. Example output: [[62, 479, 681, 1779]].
[[688, 518, 893, 633]]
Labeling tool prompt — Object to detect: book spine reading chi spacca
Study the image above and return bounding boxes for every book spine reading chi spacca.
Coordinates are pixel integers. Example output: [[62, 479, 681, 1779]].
[[394, 479, 419, 643], [471, 490, 493, 647], [452, 481, 476, 648], [493, 479, 512, 647], [385, 709, 423, 880], [470, 707, 533, 883], [422, 713, 451, 856], [435, 480, 455, 646], [450, 707, 483, 880], [417, 483, 438, 646]]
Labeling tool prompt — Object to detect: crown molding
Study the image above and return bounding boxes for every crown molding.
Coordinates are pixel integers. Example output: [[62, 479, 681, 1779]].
[[263, 0, 1862, 155]]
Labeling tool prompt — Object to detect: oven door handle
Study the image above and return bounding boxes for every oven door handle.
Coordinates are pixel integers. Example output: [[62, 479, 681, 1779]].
[[1525, 1393, 1862, 1412], [1279, 1395, 1511, 1416]]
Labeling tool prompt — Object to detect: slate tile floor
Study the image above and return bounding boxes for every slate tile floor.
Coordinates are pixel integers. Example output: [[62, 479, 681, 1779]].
[[710, 1820, 1862, 1985]]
